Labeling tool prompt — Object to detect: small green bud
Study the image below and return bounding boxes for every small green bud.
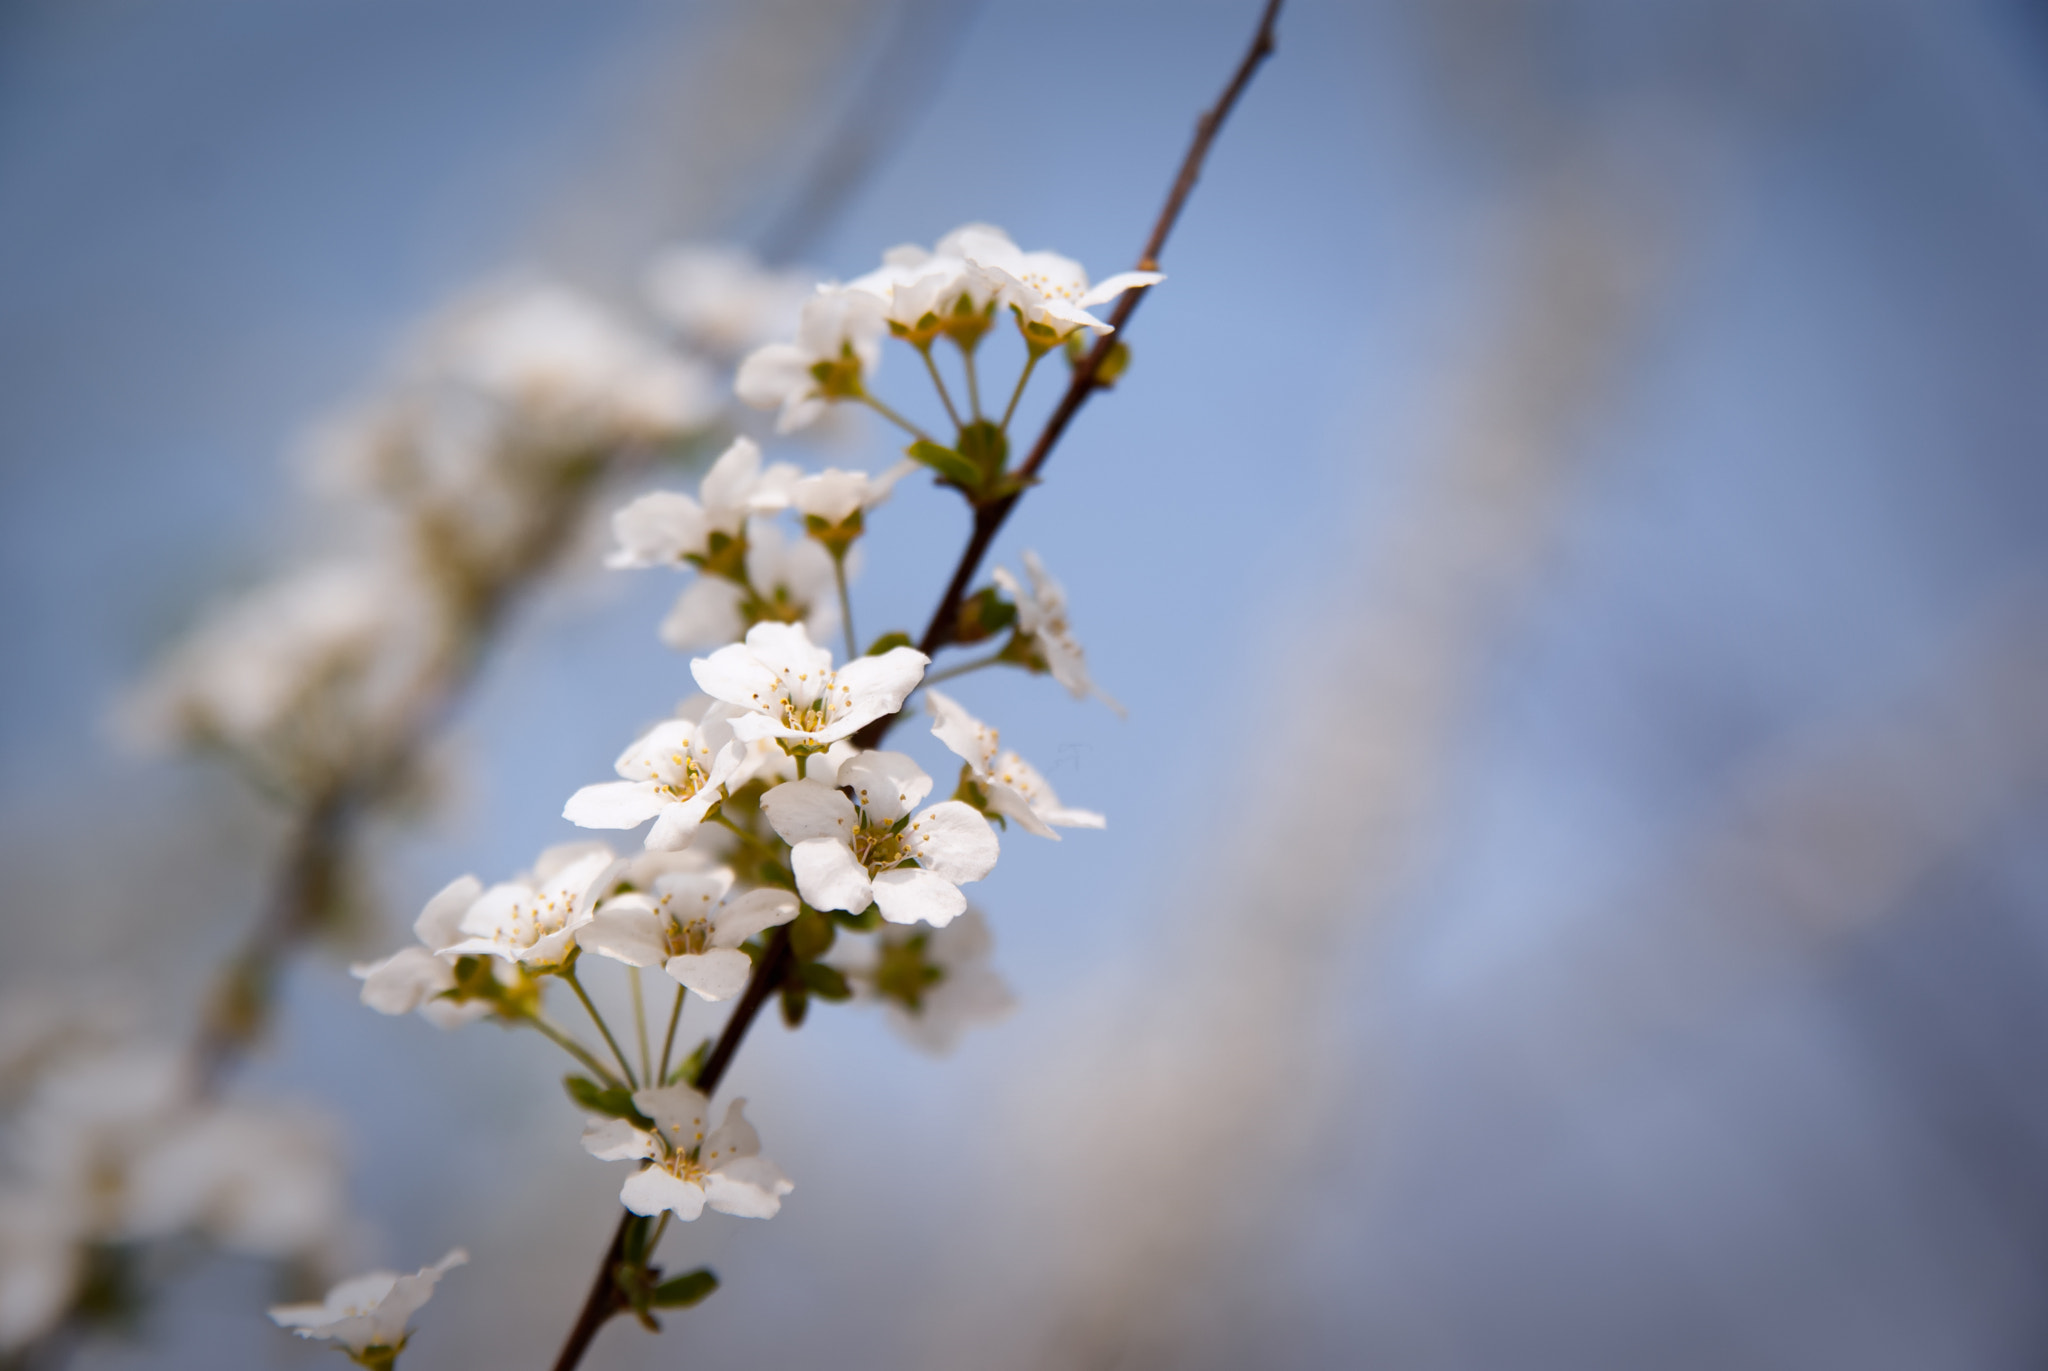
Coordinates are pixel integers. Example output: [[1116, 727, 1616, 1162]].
[[951, 587, 1016, 645], [865, 631, 915, 656], [801, 962, 852, 1001], [650, 1268, 719, 1308], [788, 908, 836, 961]]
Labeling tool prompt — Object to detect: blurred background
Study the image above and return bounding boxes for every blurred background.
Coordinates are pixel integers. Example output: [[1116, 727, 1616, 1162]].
[[5, 0, 2048, 1366]]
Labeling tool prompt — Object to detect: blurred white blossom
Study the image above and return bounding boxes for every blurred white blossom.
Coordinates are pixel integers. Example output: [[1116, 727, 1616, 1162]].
[[269, 1248, 467, 1360]]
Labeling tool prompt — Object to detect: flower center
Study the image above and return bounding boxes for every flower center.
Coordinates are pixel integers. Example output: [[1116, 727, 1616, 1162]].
[[665, 915, 713, 958], [649, 749, 708, 801]]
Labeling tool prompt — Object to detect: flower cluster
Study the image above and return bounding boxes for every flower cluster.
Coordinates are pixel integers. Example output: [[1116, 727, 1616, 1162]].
[[0, 1031, 343, 1353], [340, 220, 1136, 1359]]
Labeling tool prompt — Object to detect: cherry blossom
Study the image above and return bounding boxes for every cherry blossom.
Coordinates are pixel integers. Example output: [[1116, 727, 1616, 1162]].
[[692, 623, 927, 756], [564, 713, 747, 851], [578, 868, 797, 1001], [269, 1249, 468, 1361], [582, 1086, 791, 1221], [734, 286, 886, 433], [857, 910, 1015, 1055], [438, 846, 617, 969], [993, 550, 1122, 710], [759, 751, 998, 927], [439, 282, 717, 443], [657, 522, 840, 653], [643, 244, 814, 359], [925, 224, 1162, 346], [605, 437, 799, 570], [351, 874, 497, 1029], [924, 689, 1105, 839]]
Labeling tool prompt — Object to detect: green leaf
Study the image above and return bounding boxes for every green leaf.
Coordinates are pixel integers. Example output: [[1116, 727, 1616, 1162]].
[[801, 962, 852, 1002], [905, 440, 983, 489], [650, 1268, 719, 1308], [779, 980, 810, 1028], [955, 420, 1009, 482], [677, 1037, 712, 1087], [562, 1075, 651, 1126], [865, 631, 915, 656]]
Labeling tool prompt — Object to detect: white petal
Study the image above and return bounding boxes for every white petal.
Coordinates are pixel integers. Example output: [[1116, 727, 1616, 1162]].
[[704, 1156, 792, 1219], [659, 578, 745, 652], [734, 344, 809, 411], [631, 1081, 711, 1149], [350, 947, 452, 1016], [696, 436, 762, 527], [582, 1118, 658, 1162], [1076, 269, 1165, 308], [712, 888, 800, 947], [700, 1098, 761, 1164], [906, 801, 1000, 884], [607, 490, 707, 567], [758, 779, 858, 844], [925, 689, 996, 771], [819, 647, 928, 741], [563, 780, 665, 830], [413, 874, 482, 950], [665, 949, 754, 1002], [743, 621, 834, 681], [984, 781, 1059, 840], [691, 643, 781, 710], [871, 867, 966, 927], [645, 800, 707, 852], [837, 750, 933, 824], [621, 1166, 705, 1220], [576, 905, 668, 967], [653, 867, 736, 906], [790, 838, 872, 914]]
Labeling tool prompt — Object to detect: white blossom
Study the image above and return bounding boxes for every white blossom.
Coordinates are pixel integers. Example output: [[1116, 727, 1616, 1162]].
[[693, 622, 925, 756], [658, 523, 840, 653], [351, 874, 497, 1029], [925, 224, 1162, 344], [578, 868, 797, 1001], [792, 461, 915, 529], [605, 436, 799, 569], [581, 1087, 791, 1221], [120, 561, 399, 754], [644, 244, 815, 359], [438, 845, 616, 968], [734, 285, 886, 433], [0, 1192, 80, 1352], [859, 910, 1015, 1055], [564, 711, 747, 852], [759, 751, 998, 927], [121, 1104, 342, 1257], [993, 550, 1121, 710], [11, 1045, 341, 1264], [269, 1249, 468, 1357], [440, 282, 718, 443], [925, 689, 1105, 839]]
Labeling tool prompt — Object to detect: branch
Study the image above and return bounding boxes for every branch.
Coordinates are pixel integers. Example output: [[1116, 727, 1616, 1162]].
[[854, 0, 1284, 739], [550, 4, 1285, 1365]]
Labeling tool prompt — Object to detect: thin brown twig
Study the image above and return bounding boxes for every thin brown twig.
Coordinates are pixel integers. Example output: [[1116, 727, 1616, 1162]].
[[858, 0, 1284, 726], [550, 4, 1283, 1365]]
